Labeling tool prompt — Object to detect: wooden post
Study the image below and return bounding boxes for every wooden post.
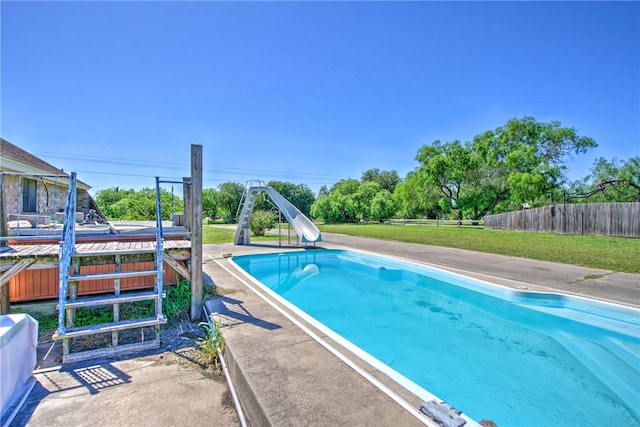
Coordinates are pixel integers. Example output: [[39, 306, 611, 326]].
[[183, 177, 192, 236], [190, 145, 203, 321]]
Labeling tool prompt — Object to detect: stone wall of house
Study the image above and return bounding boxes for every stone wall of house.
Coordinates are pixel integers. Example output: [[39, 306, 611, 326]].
[[77, 189, 92, 214], [2, 176, 21, 216], [39, 180, 70, 216], [2, 175, 77, 217]]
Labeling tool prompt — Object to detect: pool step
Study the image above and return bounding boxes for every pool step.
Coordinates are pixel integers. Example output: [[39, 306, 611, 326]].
[[555, 332, 639, 417]]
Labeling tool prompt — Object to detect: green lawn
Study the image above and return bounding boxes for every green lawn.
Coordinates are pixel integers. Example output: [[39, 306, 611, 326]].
[[203, 224, 293, 244], [318, 224, 640, 274]]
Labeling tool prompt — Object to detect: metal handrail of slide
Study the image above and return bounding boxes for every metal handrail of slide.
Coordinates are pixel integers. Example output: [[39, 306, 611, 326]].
[[235, 179, 266, 221]]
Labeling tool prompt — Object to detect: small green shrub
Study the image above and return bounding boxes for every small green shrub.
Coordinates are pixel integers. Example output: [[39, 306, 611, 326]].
[[250, 210, 276, 236], [163, 279, 192, 322]]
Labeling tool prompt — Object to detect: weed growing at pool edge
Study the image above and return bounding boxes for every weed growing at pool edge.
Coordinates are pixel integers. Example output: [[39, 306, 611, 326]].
[[198, 315, 226, 371]]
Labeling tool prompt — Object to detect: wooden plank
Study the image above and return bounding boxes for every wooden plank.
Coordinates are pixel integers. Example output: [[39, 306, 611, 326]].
[[62, 340, 160, 364], [0, 259, 36, 288], [63, 291, 159, 308], [190, 144, 203, 320], [53, 316, 167, 339], [73, 246, 156, 257], [70, 269, 158, 282], [162, 240, 190, 250], [164, 253, 190, 280]]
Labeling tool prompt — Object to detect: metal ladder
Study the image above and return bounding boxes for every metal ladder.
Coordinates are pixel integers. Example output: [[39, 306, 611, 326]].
[[53, 173, 166, 363], [234, 180, 265, 245]]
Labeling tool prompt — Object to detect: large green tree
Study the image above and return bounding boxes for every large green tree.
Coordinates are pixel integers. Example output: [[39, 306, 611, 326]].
[[414, 117, 597, 219], [95, 187, 135, 218], [312, 179, 361, 223], [202, 188, 218, 220], [254, 181, 316, 216], [570, 156, 640, 202], [370, 190, 396, 222], [311, 176, 397, 223], [95, 187, 180, 220], [393, 171, 443, 218], [217, 182, 245, 223], [361, 168, 401, 193]]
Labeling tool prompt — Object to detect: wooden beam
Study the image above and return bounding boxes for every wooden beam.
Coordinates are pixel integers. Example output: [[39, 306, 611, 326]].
[[190, 145, 203, 320], [164, 253, 190, 281], [183, 177, 192, 235], [0, 259, 36, 289], [1, 259, 59, 271]]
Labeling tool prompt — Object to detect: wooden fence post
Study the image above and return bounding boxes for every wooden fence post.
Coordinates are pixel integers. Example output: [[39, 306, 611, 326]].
[[190, 145, 203, 321]]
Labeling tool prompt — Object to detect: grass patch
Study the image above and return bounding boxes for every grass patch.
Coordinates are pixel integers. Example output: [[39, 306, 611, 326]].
[[319, 224, 640, 274], [203, 225, 237, 243], [203, 224, 294, 244]]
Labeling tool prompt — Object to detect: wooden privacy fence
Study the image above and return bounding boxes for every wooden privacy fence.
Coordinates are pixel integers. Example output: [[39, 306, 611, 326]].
[[484, 202, 640, 237]]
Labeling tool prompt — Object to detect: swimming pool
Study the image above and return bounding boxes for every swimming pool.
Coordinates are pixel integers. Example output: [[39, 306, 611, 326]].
[[231, 249, 640, 427]]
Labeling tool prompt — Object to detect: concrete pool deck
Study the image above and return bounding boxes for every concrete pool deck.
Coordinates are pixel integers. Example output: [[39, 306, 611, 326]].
[[201, 233, 639, 426]]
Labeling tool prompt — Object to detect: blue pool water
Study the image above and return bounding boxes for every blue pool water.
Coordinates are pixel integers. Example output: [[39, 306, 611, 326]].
[[232, 249, 640, 427]]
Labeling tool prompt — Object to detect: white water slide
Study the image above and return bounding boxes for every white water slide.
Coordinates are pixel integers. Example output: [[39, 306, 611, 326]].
[[234, 185, 322, 245]]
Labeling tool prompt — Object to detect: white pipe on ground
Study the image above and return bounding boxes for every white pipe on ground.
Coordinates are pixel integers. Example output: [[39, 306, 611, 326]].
[[202, 307, 248, 427]]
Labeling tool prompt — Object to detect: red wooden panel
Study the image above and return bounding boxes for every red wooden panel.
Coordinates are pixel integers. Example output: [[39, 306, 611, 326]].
[[10, 261, 182, 302], [77, 264, 116, 295], [9, 267, 58, 302]]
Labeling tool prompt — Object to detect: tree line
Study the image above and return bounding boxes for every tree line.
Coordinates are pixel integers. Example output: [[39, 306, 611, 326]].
[[95, 117, 639, 223]]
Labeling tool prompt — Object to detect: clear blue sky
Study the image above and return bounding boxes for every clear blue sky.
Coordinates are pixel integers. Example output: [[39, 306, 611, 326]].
[[2, 1, 638, 197]]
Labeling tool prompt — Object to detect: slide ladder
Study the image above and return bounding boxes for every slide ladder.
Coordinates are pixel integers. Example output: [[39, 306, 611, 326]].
[[234, 182, 321, 245]]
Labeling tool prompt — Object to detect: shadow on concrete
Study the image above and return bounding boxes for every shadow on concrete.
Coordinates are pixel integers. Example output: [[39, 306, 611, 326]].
[[10, 361, 131, 426], [42, 360, 131, 396], [205, 296, 280, 331], [8, 381, 45, 427], [65, 362, 131, 395]]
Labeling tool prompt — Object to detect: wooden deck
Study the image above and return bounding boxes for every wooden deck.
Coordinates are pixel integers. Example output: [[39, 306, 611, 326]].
[[0, 239, 192, 302], [0, 240, 191, 261]]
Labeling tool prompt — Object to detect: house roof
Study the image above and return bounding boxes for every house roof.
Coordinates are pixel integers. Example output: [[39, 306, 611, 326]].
[[1, 138, 91, 189]]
